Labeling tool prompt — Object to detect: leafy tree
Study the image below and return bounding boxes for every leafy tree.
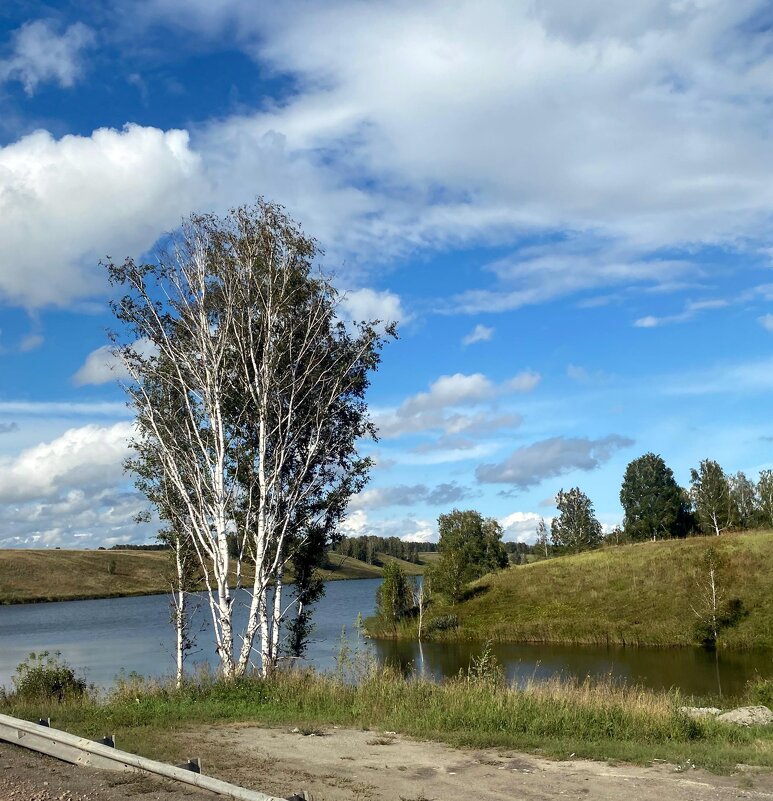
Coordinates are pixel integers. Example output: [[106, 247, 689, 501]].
[[376, 562, 414, 626], [758, 469, 773, 528], [690, 546, 745, 650], [430, 509, 508, 603], [109, 200, 394, 678], [730, 471, 758, 530], [619, 452, 688, 540], [690, 459, 735, 536], [551, 487, 602, 553]]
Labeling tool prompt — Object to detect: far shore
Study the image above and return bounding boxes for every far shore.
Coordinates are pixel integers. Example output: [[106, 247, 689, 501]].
[[0, 547, 424, 606]]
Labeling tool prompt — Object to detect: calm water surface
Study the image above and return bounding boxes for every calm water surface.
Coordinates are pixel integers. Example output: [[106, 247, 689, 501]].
[[0, 578, 769, 697]]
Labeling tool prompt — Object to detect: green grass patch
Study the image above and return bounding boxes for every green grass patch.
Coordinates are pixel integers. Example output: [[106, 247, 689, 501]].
[[369, 531, 773, 649]]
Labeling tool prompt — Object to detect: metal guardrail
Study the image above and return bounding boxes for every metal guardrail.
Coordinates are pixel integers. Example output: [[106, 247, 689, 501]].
[[0, 712, 308, 801]]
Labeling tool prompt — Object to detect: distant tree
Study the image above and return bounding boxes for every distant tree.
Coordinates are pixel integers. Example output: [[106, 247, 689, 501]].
[[758, 469, 773, 528], [730, 471, 758, 530], [535, 517, 550, 558], [604, 525, 626, 546], [690, 460, 735, 536], [551, 488, 603, 553], [619, 453, 688, 541], [429, 509, 508, 603], [376, 561, 414, 627]]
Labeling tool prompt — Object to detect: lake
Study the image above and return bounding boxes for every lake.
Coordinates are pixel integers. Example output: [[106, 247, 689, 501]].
[[0, 578, 769, 697]]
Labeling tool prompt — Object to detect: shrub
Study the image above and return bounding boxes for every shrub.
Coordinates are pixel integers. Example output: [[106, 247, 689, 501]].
[[12, 651, 88, 703], [746, 676, 773, 707], [425, 614, 459, 634]]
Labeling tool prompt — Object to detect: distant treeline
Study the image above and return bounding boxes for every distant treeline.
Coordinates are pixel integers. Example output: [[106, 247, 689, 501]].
[[331, 535, 430, 564], [104, 544, 170, 551]]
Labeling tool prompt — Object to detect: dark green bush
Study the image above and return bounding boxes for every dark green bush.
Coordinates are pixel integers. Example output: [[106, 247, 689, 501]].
[[425, 614, 459, 634], [12, 651, 88, 702]]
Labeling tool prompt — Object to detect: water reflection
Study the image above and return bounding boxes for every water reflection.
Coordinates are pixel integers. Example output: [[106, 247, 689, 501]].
[[373, 638, 771, 697]]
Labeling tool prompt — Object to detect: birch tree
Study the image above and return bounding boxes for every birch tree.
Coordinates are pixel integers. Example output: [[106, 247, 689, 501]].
[[108, 200, 393, 678], [535, 517, 550, 558], [690, 459, 735, 536], [730, 471, 757, 530]]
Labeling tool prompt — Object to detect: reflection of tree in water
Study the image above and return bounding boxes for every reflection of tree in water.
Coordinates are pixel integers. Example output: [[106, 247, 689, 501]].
[[371, 638, 762, 698]]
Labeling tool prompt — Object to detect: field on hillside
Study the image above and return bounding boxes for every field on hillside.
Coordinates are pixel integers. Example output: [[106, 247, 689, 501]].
[[370, 531, 773, 650], [0, 549, 425, 604]]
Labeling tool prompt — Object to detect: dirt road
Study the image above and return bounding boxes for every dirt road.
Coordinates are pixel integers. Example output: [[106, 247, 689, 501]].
[[178, 724, 773, 801], [2, 726, 773, 801]]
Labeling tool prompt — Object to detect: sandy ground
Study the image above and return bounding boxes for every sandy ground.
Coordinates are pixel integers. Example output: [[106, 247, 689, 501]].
[[177, 723, 773, 801]]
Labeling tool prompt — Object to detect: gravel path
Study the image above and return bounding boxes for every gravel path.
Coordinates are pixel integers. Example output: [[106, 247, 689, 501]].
[[0, 741, 227, 801]]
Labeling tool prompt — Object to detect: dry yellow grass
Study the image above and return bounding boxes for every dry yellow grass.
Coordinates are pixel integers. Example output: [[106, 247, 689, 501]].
[[0, 548, 425, 604]]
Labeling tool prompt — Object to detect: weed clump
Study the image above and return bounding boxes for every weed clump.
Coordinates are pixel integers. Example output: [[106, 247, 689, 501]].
[[10, 651, 88, 703]]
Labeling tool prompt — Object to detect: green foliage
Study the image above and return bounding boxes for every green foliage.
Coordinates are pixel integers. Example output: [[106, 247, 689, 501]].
[[333, 535, 423, 564], [376, 562, 415, 625], [758, 470, 773, 528], [551, 487, 602, 553], [691, 547, 746, 648], [730, 472, 759, 530], [424, 614, 459, 634], [620, 453, 689, 541], [690, 459, 736, 535], [464, 641, 504, 686], [746, 676, 773, 707], [429, 509, 508, 603], [11, 651, 88, 703]]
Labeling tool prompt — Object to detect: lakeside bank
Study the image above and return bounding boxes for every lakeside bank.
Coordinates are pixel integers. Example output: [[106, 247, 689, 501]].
[[0, 548, 425, 605], [367, 530, 773, 650]]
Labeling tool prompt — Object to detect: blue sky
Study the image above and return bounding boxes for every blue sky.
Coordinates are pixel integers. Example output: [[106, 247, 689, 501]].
[[2, 0, 773, 547]]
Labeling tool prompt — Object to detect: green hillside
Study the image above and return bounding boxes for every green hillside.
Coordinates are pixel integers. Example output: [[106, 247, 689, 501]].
[[375, 531, 773, 649], [0, 548, 425, 604]]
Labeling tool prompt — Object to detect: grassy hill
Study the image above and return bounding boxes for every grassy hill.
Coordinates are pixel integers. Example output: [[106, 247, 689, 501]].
[[0, 548, 425, 604], [372, 531, 773, 650]]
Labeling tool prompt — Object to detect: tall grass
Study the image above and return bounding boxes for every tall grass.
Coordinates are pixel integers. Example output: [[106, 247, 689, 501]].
[[2, 660, 772, 773]]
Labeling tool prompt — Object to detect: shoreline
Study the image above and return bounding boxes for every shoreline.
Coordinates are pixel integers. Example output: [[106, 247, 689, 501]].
[[0, 572, 384, 607]]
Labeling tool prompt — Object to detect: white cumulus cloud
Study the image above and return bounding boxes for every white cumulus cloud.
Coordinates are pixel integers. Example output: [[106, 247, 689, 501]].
[[0, 125, 204, 308], [0, 422, 132, 504]]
